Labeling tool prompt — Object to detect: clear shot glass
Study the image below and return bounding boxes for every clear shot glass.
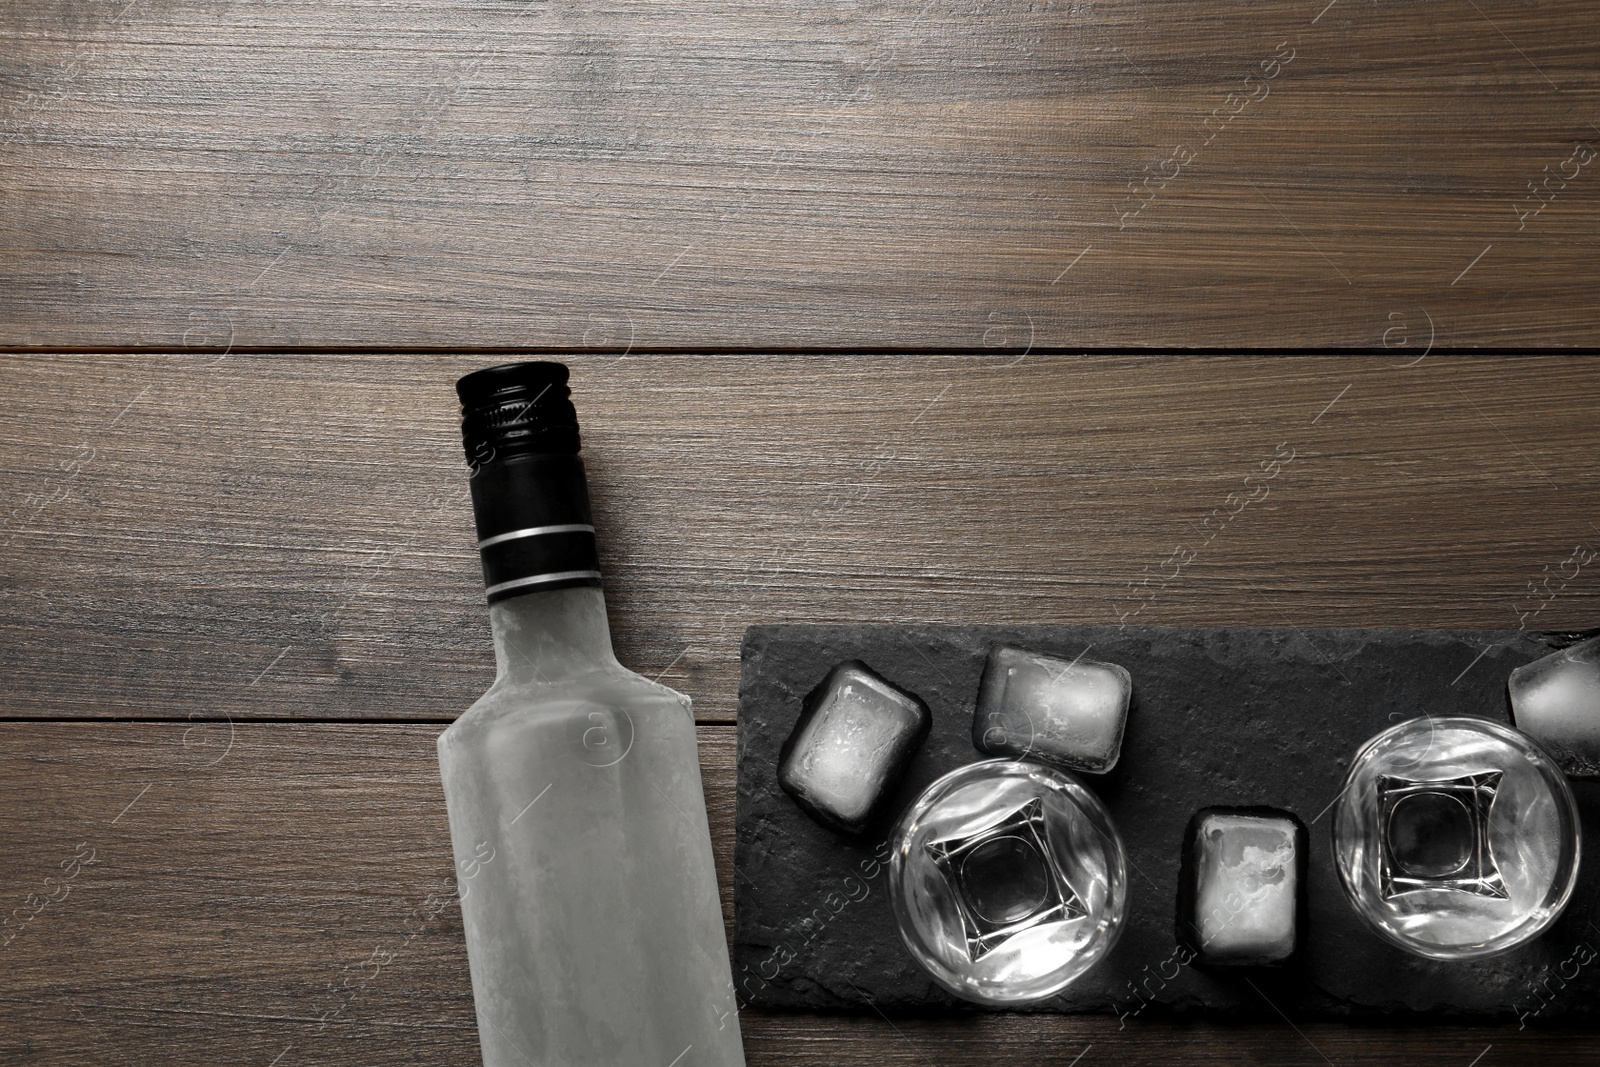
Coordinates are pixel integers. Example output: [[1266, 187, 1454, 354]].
[[1331, 716, 1580, 960], [887, 759, 1128, 1004]]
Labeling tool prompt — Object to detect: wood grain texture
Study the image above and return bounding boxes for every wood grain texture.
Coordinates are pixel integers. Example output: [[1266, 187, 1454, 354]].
[[3, 355, 1600, 1064], [3, 721, 1598, 1067], [3, 0, 1599, 348], [3, 354, 1599, 724]]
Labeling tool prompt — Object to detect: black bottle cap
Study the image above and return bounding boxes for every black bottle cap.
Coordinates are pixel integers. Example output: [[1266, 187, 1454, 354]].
[[456, 360, 580, 470], [455, 361, 601, 603]]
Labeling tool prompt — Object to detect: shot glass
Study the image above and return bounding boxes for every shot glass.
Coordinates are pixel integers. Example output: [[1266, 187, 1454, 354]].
[[887, 759, 1128, 1004], [1331, 716, 1580, 960]]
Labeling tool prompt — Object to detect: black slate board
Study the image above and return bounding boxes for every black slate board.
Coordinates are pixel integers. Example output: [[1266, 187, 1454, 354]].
[[731, 624, 1600, 1020]]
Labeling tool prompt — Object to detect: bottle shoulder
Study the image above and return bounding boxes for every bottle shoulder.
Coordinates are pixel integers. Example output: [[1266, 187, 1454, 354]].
[[439, 664, 692, 749]]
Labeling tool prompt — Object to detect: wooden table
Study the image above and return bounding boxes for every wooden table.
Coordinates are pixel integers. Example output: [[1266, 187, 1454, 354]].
[[4, 1, 1600, 1061], [3, 0, 1599, 348], [3, 356, 1599, 1066]]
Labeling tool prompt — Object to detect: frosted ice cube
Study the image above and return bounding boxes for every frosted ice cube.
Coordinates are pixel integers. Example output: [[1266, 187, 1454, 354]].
[[778, 660, 931, 835], [1182, 809, 1303, 966], [1509, 635, 1600, 778], [972, 645, 1131, 773]]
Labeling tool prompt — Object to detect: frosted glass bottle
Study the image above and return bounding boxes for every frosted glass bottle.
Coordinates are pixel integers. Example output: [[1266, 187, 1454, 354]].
[[438, 362, 744, 1067]]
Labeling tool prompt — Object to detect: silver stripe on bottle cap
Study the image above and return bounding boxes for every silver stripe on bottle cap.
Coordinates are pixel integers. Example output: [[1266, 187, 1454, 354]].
[[483, 570, 603, 598], [476, 523, 595, 550]]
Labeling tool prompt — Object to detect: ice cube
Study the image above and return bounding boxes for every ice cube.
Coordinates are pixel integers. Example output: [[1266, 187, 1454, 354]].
[[1509, 635, 1600, 778], [1180, 808, 1304, 966], [972, 645, 1131, 773], [778, 660, 931, 835]]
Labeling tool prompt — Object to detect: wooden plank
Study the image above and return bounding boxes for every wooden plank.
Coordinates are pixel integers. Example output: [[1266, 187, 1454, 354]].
[[3, 354, 1599, 724], [0, 721, 1594, 1064], [2, 0, 1598, 348], [0, 722, 735, 1065]]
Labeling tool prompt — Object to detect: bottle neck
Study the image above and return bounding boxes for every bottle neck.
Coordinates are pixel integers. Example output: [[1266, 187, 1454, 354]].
[[489, 584, 618, 684]]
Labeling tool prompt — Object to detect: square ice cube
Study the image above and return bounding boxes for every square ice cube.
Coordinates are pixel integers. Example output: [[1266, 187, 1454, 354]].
[[1180, 808, 1304, 966], [778, 660, 931, 835], [972, 645, 1131, 773], [1510, 635, 1600, 778]]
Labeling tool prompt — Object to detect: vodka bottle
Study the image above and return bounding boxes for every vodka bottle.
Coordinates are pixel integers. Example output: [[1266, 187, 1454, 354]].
[[437, 362, 744, 1067]]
